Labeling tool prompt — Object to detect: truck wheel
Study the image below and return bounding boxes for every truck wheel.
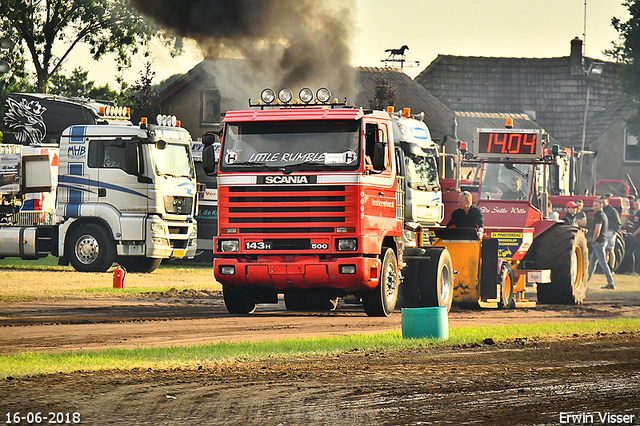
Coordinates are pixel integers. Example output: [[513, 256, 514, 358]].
[[117, 257, 162, 273], [534, 225, 588, 305], [66, 224, 115, 272], [223, 284, 257, 314], [422, 248, 454, 312], [498, 262, 515, 309], [612, 231, 626, 272], [363, 248, 398, 317]]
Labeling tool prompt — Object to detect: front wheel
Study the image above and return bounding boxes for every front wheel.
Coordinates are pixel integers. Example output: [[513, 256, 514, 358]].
[[223, 284, 257, 314], [363, 248, 399, 317], [66, 224, 115, 272]]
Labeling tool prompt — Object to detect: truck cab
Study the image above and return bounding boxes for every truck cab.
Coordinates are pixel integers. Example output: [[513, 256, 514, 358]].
[[1, 93, 198, 272], [204, 88, 403, 316]]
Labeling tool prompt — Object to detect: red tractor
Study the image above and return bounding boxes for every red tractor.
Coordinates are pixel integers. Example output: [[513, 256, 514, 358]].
[[434, 125, 589, 306]]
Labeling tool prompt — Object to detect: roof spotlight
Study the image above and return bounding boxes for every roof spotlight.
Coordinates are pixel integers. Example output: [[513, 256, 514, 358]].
[[278, 88, 293, 104], [299, 88, 313, 104], [261, 88, 276, 104], [156, 114, 163, 125], [316, 88, 331, 103]]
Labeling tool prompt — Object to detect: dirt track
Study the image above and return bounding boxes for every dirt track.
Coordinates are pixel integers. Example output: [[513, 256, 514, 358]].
[[1, 283, 640, 425]]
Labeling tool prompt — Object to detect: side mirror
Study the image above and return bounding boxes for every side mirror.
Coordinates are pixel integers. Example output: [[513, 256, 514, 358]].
[[124, 142, 140, 175], [203, 144, 218, 175], [202, 133, 216, 146], [372, 141, 388, 171]]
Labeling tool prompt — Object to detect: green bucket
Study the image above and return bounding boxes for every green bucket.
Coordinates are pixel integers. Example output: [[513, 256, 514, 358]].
[[401, 306, 449, 340]]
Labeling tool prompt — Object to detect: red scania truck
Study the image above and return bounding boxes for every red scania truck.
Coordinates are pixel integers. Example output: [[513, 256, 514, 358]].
[[202, 88, 445, 316]]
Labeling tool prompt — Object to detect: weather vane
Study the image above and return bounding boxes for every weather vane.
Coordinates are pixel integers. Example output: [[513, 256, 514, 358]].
[[381, 45, 420, 70]]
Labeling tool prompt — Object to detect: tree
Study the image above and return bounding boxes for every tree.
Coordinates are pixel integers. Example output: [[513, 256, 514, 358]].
[[0, 0, 180, 93], [607, 0, 640, 135], [127, 61, 159, 124], [369, 76, 398, 111], [49, 67, 121, 101]]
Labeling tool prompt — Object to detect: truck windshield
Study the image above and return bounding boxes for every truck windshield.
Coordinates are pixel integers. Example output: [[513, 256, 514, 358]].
[[406, 154, 439, 191], [220, 120, 361, 172], [153, 143, 195, 179], [479, 163, 533, 201]]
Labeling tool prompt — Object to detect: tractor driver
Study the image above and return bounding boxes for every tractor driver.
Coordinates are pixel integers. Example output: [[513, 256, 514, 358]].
[[501, 177, 527, 200], [446, 191, 485, 239]]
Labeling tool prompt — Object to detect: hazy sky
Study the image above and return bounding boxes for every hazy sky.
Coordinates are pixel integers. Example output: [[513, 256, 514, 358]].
[[63, 0, 629, 86]]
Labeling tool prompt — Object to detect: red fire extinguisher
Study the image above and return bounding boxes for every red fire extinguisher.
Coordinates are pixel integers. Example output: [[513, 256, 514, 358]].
[[113, 264, 127, 288]]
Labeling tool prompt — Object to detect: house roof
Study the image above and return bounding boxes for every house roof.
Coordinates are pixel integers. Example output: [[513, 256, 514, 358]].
[[355, 66, 455, 141], [415, 54, 626, 146]]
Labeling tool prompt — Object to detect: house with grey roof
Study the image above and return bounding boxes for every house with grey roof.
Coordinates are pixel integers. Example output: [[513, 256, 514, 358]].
[[415, 38, 638, 195]]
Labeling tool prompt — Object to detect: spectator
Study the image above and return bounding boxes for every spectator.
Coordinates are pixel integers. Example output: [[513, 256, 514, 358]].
[[547, 199, 559, 221], [588, 199, 615, 289], [563, 201, 579, 226], [575, 199, 588, 228], [602, 195, 621, 270], [446, 191, 485, 239], [631, 198, 640, 273]]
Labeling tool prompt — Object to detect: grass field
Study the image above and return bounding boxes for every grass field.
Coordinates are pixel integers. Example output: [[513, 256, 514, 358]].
[[0, 256, 220, 301], [1, 318, 639, 379]]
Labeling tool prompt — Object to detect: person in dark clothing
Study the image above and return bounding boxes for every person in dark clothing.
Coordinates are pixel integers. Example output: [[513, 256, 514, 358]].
[[563, 201, 579, 226], [588, 199, 615, 289], [602, 195, 621, 270], [501, 177, 527, 200], [446, 191, 484, 239]]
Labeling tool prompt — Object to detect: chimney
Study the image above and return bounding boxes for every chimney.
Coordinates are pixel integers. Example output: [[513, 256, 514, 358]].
[[570, 37, 584, 75]]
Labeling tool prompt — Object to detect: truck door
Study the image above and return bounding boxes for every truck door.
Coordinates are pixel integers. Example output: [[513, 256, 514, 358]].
[[362, 120, 399, 248], [88, 138, 148, 240]]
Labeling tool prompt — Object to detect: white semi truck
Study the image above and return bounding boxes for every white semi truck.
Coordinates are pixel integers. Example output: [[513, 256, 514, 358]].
[[0, 93, 197, 272]]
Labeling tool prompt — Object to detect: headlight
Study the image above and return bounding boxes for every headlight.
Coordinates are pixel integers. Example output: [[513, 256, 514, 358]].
[[219, 265, 235, 275], [299, 88, 313, 103], [152, 237, 170, 246], [337, 238, 357, 251], [150, 223, 166, 235], [220, 240, 240, 252], [261, 88, 275, 104], [278, 88, 293, 103], [340, 265, 356, 274], [316, 88, 331, 103]]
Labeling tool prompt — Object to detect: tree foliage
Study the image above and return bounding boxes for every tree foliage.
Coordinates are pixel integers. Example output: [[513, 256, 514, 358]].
[[49, 67, 122, 102], [607, 0, 640, 135], [369, 76, 398, 111], [0, 0, 179, 93], [126, 61, 159, 124]]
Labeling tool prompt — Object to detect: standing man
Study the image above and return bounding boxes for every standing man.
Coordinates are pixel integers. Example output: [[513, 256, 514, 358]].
[[575, 199, 588, 228], [631, 198, 640, 273], [588, 199, 615, 289], [446, 191, 485, 239], [602, 195, 621, 270], [563, 201, 579, 226]]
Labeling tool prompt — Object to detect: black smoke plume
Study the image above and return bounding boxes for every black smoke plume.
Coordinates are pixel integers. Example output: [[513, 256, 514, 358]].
[[131, 0, 356, 98]]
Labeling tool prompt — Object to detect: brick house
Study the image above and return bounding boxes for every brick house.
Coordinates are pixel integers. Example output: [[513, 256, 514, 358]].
[[415, 38, 638, 195]]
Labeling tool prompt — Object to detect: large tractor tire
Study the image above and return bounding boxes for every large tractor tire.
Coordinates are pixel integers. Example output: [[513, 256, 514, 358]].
[[117, 257, 162, 273], [66, 224, 115, 272], [223, 284, 257, 314], [498, 262, 515, 309], [398, 247, 453, 311], [534, 225, 588, 305], [363, 248, 399, 317], [422, 248, 454, 312]]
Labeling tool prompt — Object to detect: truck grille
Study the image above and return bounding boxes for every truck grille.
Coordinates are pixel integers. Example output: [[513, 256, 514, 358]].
[[164, 196, 193, 214], [221, 184, 356, 235]]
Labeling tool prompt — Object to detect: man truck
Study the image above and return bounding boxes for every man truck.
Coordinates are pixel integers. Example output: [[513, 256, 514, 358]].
[[0, 93, 198, 272]]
